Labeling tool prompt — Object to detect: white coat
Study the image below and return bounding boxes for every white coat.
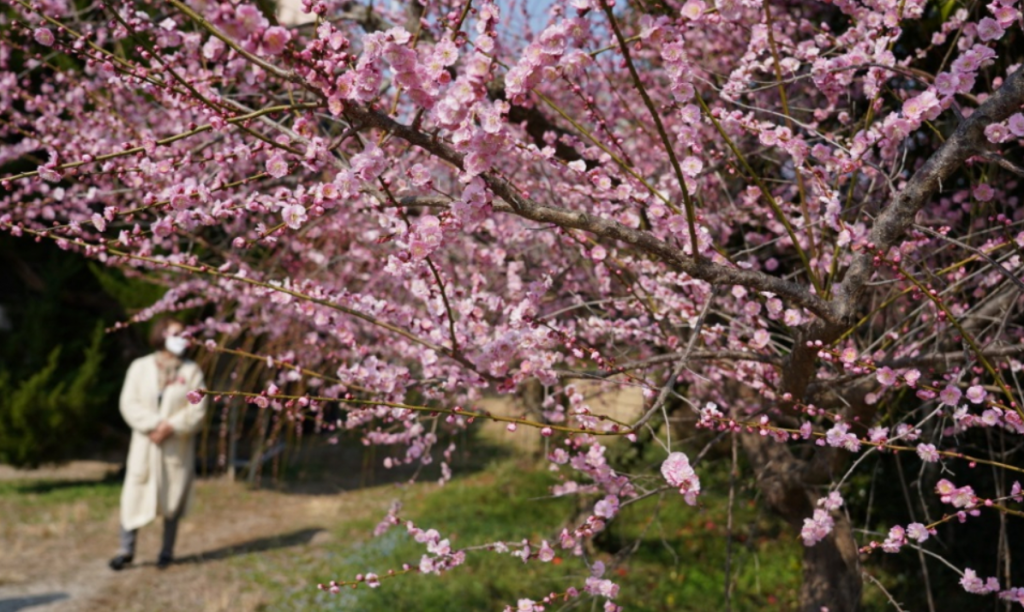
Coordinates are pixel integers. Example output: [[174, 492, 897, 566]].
[[118, 353, 208, 531]]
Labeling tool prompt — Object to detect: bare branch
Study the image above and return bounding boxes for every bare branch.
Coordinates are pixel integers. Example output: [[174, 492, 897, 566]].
[[830, 66, 1024, 324]]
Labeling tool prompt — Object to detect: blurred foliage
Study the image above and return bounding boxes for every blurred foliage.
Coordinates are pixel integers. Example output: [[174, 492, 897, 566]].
[[0, 234, 159, 466], [87, 262, 167, 313], [0, 323, 105, 467]]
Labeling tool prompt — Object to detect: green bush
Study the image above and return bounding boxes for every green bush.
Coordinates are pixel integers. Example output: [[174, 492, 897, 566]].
[[0, 323, 106, 467]]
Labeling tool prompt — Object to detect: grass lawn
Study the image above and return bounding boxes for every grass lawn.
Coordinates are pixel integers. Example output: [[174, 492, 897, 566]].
[[241, 454, 805, 611]]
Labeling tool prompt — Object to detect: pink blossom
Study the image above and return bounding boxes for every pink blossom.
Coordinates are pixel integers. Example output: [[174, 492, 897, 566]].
[[906, 522, 930, 542], [680, 0, 706, 19], [594, 495, 619, 518], [750, 328, 770, 349], [980, 408, 1002, 426], [1007, 113, 1024, 137], [698, 402, 723, 427], [6, 2, 1024, 604], [151, 216, 173, 238], [236, 5, 269, 33], [936, 479, 957, 496], [976, 17, 1005, 41], [680, 156, 703, 177], [800, 421, 813, 439], [876, 367, 897, 387], [973, 184, 994, 202], [903, 369, 921, 387], [965, 385, 987, 404], [934, 72, 958, 97], [961, 568, 999, 594], [992, 4, 1020, 25], [661, 452, 700, 505], [825, 422, 860, 452], [38, 166, 61, 182], [34, 28, 55, 46], [916, 443, 940, 463], [985, 123, 1010, 143], [537, 540, 555, 562], [266, 154, 288, 178], [818, 491, 844, 511], [800, 508, 834, 546], [262, 26, 291, 55], [881, 525, 905, 553], [202, 37, 225, 59], [895, 423, 920, 441], [282, 204, 307, 229], [999, 588, 1024, 605], [938, 385, 962, 406], [902, 91, 938, 120], [950, 486, 976, 508], [187, 390, 204, 404], [549, 448, 569, 464], [783, 308, 803, 326], [584, 577, 620, 598], [434, 38, 459, 67]]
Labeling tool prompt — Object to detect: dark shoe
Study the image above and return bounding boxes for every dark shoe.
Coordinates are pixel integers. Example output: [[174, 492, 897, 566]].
[[156, 555, 173, 570], [109, 553, 133, 571]]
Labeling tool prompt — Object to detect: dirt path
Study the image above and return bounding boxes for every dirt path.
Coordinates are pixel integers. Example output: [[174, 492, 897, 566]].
[[0, 461, 394, 612]]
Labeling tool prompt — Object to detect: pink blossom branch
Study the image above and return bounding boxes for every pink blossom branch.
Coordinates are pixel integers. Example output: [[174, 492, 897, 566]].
[[341, 105, 837, 322]]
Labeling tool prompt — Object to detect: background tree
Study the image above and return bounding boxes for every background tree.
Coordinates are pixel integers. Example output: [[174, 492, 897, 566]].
[[2, 0, 1024, 609]]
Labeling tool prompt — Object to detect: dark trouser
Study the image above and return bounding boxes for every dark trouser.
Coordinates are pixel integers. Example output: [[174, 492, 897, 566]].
[[118, 517, 179, 561]]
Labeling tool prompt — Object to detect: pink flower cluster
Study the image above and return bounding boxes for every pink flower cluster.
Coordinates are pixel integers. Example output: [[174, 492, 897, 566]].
[[936, 479, 980, 510], [878, 522, 930, 553], [800, 510, 835, 547], [660, 452, 701, 505]]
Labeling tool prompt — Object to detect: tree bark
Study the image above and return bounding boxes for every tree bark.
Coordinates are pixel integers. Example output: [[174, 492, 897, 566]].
[[741, 432, 862, 612], [802, 514, 861, 612]]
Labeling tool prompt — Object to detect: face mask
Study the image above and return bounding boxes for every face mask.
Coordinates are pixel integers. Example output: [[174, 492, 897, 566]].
[[164, 336, 188, 356]]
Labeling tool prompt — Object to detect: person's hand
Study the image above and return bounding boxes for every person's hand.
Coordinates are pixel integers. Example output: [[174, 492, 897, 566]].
[[157, 421, 175, 443], [148, 421, 175, 444]]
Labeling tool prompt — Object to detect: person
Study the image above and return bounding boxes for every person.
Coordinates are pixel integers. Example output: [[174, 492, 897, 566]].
[[109, 317, 208, 570]]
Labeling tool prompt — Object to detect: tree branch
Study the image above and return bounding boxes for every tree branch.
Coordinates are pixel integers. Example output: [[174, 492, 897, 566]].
[[342, 105, 837, 321], [830, 66, 1024, 324]]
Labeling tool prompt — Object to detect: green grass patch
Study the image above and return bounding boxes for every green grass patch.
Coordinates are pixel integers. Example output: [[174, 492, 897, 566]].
[[0, 476, 121, 522], [243, 456, 806, 612]]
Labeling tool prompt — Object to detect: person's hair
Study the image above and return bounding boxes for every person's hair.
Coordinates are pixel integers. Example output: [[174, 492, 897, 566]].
[[148, 316, 184, 350]]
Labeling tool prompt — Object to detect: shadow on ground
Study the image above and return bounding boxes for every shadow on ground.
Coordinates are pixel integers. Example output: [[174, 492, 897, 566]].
[[120, 528, 326, 569], [260, 427, 515, 496], [0, 592, 69, 612]]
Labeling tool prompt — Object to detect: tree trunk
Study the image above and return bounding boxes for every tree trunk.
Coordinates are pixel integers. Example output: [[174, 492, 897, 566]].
[[802, 514, 861, 612], [741, 433, 862, 612]]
